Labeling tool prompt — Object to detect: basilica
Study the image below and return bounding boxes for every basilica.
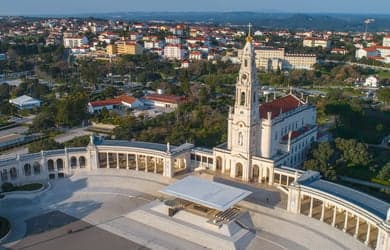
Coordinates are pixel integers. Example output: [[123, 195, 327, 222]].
[[213, 34, 317, 183], [0, 31, 388, 250]]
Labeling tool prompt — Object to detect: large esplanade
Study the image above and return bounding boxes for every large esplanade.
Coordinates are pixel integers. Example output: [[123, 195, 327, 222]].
[[0, 32, 389, 250]]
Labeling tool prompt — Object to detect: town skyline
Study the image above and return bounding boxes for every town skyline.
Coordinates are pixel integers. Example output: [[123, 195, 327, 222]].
[[1, 0, 390, 16]]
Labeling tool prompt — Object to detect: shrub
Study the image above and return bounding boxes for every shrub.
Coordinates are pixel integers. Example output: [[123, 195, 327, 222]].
[[1, 182, 14, 192]]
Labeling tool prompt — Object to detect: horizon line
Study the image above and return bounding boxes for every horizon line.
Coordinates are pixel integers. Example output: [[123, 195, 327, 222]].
[[1, 10, 390, 18]]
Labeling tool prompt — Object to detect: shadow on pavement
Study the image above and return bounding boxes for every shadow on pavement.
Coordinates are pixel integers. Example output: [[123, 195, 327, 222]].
[[212, 176, 283, 208]]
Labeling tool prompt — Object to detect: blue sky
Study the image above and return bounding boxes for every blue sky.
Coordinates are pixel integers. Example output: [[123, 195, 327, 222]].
[[1, 0, 389, 15]]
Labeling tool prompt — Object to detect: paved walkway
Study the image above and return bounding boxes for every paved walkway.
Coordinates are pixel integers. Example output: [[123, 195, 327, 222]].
[[0, 172, 369, 250]]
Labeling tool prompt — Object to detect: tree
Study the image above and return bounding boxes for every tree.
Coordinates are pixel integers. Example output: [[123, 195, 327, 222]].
[[377, 162, 390, 181], [0, 83, 10, 100], [30, 111, 56, 132], [335, 138, 370, 167], [28, 139, 63, 153], [377, 88, 390, 104], [56, 92, 88, 127], [304, 142, 337, 181]]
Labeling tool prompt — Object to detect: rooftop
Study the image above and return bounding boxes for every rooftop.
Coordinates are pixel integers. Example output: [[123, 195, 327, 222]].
[[303, 179, 389, 220], [144, 94, 187, 104], [97, 140, 173, 152], [259, 94, 304, 120], [9, 95, 41, 106], [160, 176, 252, 211]]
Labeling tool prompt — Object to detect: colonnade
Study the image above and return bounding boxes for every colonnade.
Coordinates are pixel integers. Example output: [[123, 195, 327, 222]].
[[299, 194, 381, 248], [97, 151, 187, 176]]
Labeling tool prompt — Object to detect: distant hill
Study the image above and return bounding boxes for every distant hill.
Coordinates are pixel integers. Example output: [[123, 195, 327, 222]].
[[30, 12, 390, 32]]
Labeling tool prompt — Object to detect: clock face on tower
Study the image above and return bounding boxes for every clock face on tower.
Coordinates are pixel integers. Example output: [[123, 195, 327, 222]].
[[241, 73, 248, 84]]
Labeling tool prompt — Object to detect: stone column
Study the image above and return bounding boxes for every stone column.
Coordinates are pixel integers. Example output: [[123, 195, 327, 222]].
[[135, 155, 139, 171], [243, 161, 250, 182], [365, 223, 371, 245], [309, 197, 314, 217], [332, 206, 337, 227], [376, 227, 390, 250], [230, 163, 236, 178], [116, 153, 119, 169], [154, 158, 157, 174], [163, 157, 174, 178], [259, 167, 263, 183], [343, 211, 348, 232], [269, 167, 274, 185], [320, 202, 325, 221], [106, 153, 109, 168], [126, 154, 129, 170], [145, 156, 148, 172], [354, 217, 360, 238], [287, 186, 301, 214]]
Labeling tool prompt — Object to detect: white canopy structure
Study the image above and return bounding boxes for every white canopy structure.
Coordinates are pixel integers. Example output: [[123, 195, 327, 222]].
[[160, 176, 252, 211], [9, 95, 41, 110]]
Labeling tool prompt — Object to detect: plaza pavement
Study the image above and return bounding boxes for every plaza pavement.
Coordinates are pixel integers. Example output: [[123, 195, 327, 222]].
[[0, 169, 369, 250]]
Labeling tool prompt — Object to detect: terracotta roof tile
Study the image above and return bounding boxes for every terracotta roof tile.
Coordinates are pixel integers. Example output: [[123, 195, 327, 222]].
[[144, 94, 187, 104], [259, 94, 303, 120], [89, 99, 121, 107]]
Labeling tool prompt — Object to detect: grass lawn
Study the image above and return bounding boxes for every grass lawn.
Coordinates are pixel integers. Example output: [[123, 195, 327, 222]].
[[377, 70, 390, 80], [2, 183, 43, 193], [0, 217, 10, 239], [13, 183, 43, 191]]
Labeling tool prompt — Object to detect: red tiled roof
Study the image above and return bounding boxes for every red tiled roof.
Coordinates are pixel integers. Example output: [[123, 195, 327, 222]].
[[363, 47, 378, 52], [376, 46, 390, 49], [144, 94, 187, 104], [282, 125, 313, 141], [89, 99, 121, 107], [368, 56, 384, 60], [259, 95, 303, 120], [89, 95, 137, 107], [117, 95, 137, 104]]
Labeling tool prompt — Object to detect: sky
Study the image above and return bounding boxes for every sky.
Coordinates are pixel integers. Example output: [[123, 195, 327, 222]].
[[1, 0, 390, 15]]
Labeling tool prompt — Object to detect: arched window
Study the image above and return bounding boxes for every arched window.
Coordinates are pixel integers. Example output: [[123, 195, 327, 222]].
[[238, 132, 243, 146], [10, 167, 17, 180], [33, 162, 41, 175], [79, 156, 86, 168], [56, 159, 64, 171], [24, 163, 32, 176], [47, 159, 55, 172], [244, 59, 248, 67], [240, 92, 245, 106], [70, 156, 77, 168], [1, 169, 8, 181]]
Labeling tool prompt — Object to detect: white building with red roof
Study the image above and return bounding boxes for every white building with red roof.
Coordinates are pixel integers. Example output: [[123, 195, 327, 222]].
[[214, 34, 318, 183], [88, 95, 143, 113], [143, 94, 187, 109]]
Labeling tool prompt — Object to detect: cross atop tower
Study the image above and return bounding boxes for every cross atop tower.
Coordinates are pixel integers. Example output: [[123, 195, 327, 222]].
[[246, 22, 253, 42], [248, 23, 252, 36]]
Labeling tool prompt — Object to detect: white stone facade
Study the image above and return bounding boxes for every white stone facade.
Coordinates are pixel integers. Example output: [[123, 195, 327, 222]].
[[213, 36, 318, 183]]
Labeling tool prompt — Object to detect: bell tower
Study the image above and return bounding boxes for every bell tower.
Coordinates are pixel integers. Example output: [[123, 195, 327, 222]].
[[227, 23, 261, 157]]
